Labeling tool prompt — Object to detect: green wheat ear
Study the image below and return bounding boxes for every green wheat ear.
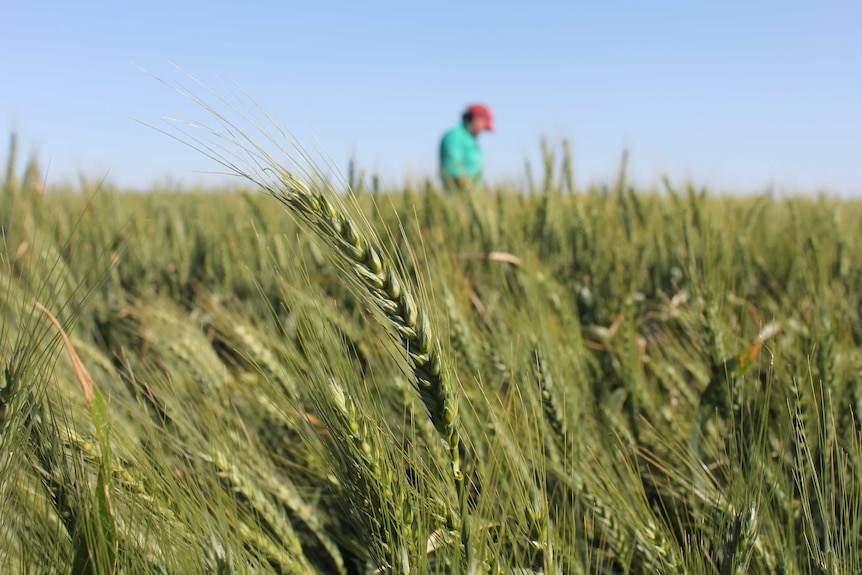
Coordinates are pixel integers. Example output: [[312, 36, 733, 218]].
[[155, 74, 474, 561]]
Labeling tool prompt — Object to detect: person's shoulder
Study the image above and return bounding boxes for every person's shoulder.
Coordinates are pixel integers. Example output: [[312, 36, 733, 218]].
[[441, 125, 460, 145], [442, 124, 466, 141]]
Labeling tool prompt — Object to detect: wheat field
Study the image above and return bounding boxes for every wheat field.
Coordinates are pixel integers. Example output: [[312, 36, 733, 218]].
[[1, 86, 862, 574]]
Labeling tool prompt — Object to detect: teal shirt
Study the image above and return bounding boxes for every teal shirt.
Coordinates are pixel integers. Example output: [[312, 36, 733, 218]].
[[439, 123, 483, 186]]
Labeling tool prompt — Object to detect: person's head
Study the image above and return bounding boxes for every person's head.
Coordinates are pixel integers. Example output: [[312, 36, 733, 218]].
[[462, 104, 495, 137]]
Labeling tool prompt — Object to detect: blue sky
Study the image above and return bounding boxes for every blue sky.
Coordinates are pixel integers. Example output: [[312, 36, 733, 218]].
[[2, 1, 860, 195]]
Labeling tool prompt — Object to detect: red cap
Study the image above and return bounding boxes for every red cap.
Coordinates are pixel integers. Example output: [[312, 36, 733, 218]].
[[467, 104, 495, 131]]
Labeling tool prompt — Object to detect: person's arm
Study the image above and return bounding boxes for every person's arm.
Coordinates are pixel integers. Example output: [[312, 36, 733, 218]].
[[440, 131, 466, 181]]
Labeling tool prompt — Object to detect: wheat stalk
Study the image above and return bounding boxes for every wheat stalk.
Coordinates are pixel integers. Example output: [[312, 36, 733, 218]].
[[201, 446, 315, 574]]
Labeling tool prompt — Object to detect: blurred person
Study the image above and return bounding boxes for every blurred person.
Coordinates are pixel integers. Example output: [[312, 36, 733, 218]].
[[439, 104, 495, 190]]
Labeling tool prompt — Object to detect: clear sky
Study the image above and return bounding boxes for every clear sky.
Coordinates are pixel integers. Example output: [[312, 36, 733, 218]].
[[2, 1, 860, 195]]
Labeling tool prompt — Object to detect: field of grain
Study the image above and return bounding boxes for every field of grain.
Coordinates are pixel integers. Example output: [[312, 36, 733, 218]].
[[1, 95, 862, 575]]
